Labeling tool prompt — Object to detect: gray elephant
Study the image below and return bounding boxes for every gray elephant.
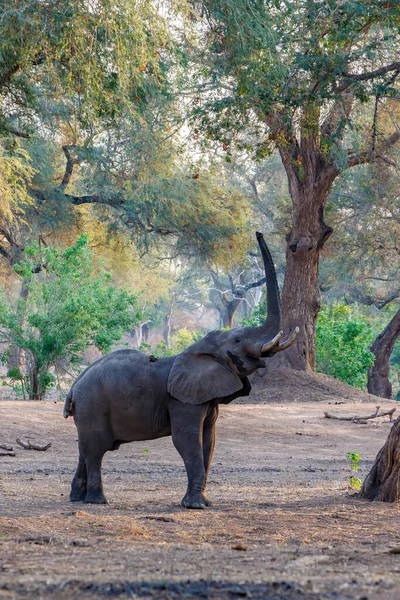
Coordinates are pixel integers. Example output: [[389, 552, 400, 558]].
[[64, 232, 298, 508]]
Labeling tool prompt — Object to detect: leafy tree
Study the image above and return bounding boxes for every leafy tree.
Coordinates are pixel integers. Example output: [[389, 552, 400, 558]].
[[0, 0, 167, 137], [316, 303, 375, 390], [191, 0, 400, 370], [0, 235, 139, 399], [206, 261, 266, 328], [0, 0, 253, 274]]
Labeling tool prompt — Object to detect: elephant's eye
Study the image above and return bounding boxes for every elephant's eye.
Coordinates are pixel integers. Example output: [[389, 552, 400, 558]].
[[235, 338, 241, 344]]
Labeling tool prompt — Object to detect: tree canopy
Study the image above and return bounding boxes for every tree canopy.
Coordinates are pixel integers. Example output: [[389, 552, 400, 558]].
[[0, 0, 399, 397]]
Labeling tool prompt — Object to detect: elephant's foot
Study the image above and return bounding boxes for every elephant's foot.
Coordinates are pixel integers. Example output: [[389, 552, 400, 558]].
[[181, 492, 211, 509], [70, 489, 86, 502], [84, 491, 108, 504]]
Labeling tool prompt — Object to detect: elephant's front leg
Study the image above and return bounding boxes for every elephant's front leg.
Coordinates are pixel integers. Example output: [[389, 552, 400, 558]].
[[201, 403, 219, 507], [169, 400, 209, 509]]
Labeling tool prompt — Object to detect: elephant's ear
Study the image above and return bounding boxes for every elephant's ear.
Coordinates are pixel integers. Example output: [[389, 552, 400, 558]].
[[167, 351, 243, 405]]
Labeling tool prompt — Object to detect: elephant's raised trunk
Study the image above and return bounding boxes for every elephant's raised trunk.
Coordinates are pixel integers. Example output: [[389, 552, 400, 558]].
[[244, 232, 298, 357], [255, 231, 281, 335]]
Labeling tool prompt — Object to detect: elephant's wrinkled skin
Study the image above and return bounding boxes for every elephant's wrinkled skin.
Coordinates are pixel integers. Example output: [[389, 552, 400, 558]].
[[64, 233, 298, 508]]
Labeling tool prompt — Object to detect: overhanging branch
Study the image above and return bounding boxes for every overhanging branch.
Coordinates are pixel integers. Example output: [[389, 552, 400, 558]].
[[347, 129, 400, 168], [343, 61, 400, 83]]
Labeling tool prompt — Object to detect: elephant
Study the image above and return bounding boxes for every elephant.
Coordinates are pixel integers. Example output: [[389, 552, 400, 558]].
[[64, 232, 298, 509]]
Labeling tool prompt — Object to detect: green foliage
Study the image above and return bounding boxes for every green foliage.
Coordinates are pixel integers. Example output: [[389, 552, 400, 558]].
[[170, 327, 199, 354], [0, 0, 171, 133], [2, 366, 26, 399], [194, 0, 400, 158], [0, 141, 34, 225], [241, 298, 267, 327], [0, 0, 256, 279], [0, 235, 140, 398], [141, 327, 204, 358], [346, 451, 361, 490], [316, 303, 375, 390], [151, 340, 174, 358]]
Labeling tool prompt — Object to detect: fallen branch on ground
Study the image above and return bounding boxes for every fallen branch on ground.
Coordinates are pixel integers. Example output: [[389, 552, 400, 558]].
[[0, 443, 14, 451], [0, 450, 16, 457], [324, 405, 396, 423], [16, 438, 52, 451]]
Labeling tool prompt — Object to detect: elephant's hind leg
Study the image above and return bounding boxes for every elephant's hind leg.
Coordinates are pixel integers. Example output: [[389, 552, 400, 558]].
[[70, 446, 87, 502], [73, 421, 113, 505], [84, 450, 108, 504]]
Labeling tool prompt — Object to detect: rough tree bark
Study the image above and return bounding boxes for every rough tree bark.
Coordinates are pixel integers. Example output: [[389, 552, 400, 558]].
[[359, 415, 400, 502], [272, 130, 335, 371], [6, 279, 29, 371], [261, 83, 400, 372], [367, 309, 400, 398], [26, 351, 42, 400], [219, 296, 242, 329], [163, 308, 172, 348]]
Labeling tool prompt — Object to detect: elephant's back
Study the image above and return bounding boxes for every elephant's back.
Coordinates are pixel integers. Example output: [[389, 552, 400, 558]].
[[71, 350, 175, 413], [72, 350, 173, 387], [71, 350, 175, 440]]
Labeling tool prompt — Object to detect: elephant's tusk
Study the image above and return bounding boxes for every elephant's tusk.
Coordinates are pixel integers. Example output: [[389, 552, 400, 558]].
[[261, 330, 283, 354], [276, 326, 299, 351]]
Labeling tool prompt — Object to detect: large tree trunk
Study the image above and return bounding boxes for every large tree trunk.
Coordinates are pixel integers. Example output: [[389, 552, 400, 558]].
[[221, 298, 242, 328], [275, 163, 333, 371], [163, 308, 172, 348], [209, 289, 242, 329], [359, 415, 400, 502], [367, 310, 400, 399], [6, 278, 29, 371], [26, 352, 43, 400]]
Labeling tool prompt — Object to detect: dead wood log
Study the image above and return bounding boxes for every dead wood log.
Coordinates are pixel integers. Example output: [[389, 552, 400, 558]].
[[0, 450, 16, 457], [359, 415, 400, 502], [16, 438, 52, 451], [0, 444, 14, 451], [324, 405, 396, 422]]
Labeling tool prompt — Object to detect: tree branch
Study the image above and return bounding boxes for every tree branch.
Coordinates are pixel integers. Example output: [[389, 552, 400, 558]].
[[321, 89, 354, 139], [6, 127, 30, 139], [347, 129, 400, 168], [343, 61, 400, 83], [240, 277, 266, 292], [59, 145, 79, 190], [0, 244, 10, 259]]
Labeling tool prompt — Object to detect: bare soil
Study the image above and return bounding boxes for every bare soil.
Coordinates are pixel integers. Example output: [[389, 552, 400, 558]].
[[1, 378, 400, 599]]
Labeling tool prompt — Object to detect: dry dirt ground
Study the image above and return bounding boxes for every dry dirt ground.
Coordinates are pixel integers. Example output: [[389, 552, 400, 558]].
[[0, 375, 400, 600]]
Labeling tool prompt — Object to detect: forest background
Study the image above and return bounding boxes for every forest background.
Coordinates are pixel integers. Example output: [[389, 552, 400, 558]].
[[0, 0, 399, 401]]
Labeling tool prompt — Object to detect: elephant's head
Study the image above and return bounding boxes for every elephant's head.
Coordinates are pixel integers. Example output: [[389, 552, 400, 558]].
[[167, 232, 298, 404]]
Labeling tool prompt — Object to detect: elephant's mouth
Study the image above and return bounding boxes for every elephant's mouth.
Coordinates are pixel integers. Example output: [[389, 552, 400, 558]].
[[227, 350, 247, 373], [246, 356, 266, 371], [227, 351, 265, 375]]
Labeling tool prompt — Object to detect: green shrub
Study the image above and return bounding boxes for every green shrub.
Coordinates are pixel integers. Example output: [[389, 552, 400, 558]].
[[241, 299, 267, 327], [316, 303, 375, 390], [0, 235, 140, 399]]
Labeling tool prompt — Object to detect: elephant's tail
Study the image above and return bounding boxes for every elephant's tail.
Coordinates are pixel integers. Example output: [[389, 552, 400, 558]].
[[63, 390, 73, 418]]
